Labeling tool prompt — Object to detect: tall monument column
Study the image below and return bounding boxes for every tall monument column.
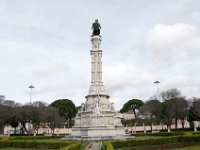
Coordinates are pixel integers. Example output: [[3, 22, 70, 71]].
[[89, 36, 106, 96], [71, 20, 125, 139]]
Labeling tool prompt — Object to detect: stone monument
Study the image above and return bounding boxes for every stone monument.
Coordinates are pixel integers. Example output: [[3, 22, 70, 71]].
[[71, 20, 125, 139]]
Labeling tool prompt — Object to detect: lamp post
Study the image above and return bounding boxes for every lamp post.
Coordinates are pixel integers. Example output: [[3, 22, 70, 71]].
[[28, 85, 34, 104], [154, 81, 160, 100]]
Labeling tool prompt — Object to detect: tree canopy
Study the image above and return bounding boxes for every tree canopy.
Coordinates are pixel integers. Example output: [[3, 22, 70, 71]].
[[51, 99, 76, 121]]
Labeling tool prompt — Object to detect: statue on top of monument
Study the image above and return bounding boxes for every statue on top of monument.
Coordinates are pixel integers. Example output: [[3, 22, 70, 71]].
[[91, 19, 101, 36]]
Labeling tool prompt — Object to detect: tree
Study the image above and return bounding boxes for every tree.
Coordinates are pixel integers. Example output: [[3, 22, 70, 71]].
[[7, 107, 19, 134], [45, 106, 64, 135], [51, 99, 76, 127], [159, 88, 188, 129], [17, 105, 35, 134], [0, 104, 10, 132], [160, 88, 181, 101], [120, 99, 144, 120], [189, 97, 200, 121], [159, 100, 175, 132], [173, 97, 189, 129], [139, 100, 161, 132]]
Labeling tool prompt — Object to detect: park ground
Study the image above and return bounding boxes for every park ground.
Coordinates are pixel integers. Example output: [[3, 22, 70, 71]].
[[0, 131, 200, 150]]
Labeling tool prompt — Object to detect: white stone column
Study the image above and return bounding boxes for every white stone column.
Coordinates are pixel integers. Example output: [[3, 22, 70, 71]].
[[90, 36, 104, 95]]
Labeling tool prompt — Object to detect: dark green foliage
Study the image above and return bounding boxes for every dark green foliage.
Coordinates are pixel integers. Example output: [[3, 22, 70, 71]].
[[120, 99, 144, 113], [120, 99, 144, 120], [111, 137, 180, 149], [61, 142, 82, 150], [51, 99, 76, 121], [0, 140, 71, 149], [188, 98, 200, 121], [8, 135, 65, 140], [0, 104, 10, 128], [131, 132, 185, 137], [111, 135, 200, 149], [101, 141, 114, 150]]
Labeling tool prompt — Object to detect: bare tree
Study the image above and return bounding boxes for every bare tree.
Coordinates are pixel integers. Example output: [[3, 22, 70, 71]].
[[173, 97, 189, 129], [189, 97, 200, 121], [44, 106, 64, 135], [159, 100, 175, 132], [160, 88, 181, 101], [139, 100, 160, 132]]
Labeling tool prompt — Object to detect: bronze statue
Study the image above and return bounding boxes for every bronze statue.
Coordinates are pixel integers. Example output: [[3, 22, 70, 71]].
[[91, 19, 101, 36]]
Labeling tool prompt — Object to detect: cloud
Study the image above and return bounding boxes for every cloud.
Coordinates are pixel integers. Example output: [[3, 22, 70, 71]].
[[146, 23, 200, 66], [160, 74, 200, 98], [103, 62, 152, 91], [32, 61, 69, 77]]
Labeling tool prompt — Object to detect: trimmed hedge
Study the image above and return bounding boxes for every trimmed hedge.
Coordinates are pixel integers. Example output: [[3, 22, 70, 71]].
[[112, 137, 181, 149], [61, 142, 81, 150], [0, 140, 71, 149], [111, 135, 200, 149], [9, 135, 65, 140], [132, 132, 185, 137], [192, 132, 200, 135], [101, 141, 114, 150]]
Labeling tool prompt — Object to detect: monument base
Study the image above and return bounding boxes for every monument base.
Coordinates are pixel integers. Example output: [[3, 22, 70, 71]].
[[63, 134, 134, 141], [72, 126, 125, 137]]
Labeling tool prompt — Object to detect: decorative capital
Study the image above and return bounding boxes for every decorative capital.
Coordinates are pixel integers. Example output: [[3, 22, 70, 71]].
[[91, 36, 102, 50]]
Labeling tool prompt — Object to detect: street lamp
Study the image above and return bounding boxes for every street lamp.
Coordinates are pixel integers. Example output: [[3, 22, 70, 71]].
[[154, 81, 160, 100], [28, 85, 34, 104]]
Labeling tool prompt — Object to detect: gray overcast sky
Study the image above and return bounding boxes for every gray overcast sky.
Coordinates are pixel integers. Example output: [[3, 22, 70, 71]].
[[0, 0, 200, 109]]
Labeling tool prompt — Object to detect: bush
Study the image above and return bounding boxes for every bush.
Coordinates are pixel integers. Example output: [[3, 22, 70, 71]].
[[101, 141, 114, 150], [61, 142, 81, 150], [111, 137, 181, 149], [192, 131, 200, 135], [0, 140, 71, 149], [181, 135, 200, 143], [9, 135, 65, 140], [132, 132, 185, 137], [111, 134, 200, 149]]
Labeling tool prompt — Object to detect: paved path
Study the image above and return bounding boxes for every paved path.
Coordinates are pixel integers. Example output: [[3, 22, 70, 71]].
[[85, 141, 102, 150]]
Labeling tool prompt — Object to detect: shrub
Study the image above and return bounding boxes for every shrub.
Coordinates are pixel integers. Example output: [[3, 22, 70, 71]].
[[111, 134, 200, 149], [132, 132, 185, 137], [9, 135, 65, 140], [101, 141, 114, 150], [61, 142, 81, 150], [111, 137, 181, 149], [0, 140, 70, 149], [181, 135, 200, 143], [192, 132, 200, 135]]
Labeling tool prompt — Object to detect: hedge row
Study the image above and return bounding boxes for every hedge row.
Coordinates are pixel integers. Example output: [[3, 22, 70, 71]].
[[192, 131, 200, 135], [131, 132, 185, 137], [101, 141, 114, 150], [61, 142, 81, 150], [0, 140, 71, 149], [9, 135, 65, 140], [112, 137, 180, 149], [111, 135, 200, 149]]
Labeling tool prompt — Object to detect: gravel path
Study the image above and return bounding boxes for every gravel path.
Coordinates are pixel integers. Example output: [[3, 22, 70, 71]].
[[85, 141, 102, 150]]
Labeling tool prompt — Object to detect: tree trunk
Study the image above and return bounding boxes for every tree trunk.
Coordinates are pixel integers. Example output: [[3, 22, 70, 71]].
[[175, 117, 178, 129], [36, 128, 39, 134], [150, 122, 153, 132], [21, 122, 29, 135], [150, 116, 153, 132], [14, 127, 16, 134], [181, 120, 185, 129]]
